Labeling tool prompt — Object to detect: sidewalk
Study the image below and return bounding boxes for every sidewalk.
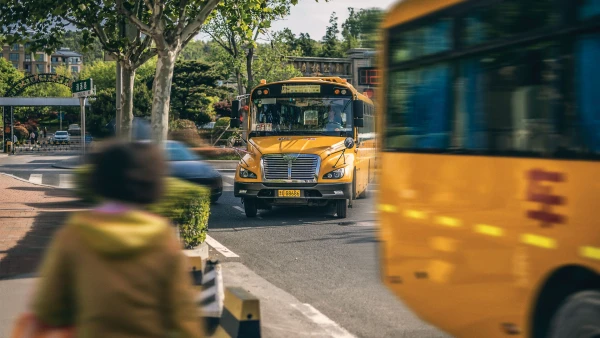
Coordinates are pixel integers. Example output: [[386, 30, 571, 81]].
[[0, 175, 85, 279]]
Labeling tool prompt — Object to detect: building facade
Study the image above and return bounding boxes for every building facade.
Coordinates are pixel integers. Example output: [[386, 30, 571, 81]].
[[0, 44, 83, 74], [286, 48, 380, 98]]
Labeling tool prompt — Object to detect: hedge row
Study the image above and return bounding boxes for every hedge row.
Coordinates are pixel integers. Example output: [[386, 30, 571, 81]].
[[73, 166, 210, 249], [192, 147, 240, 160]]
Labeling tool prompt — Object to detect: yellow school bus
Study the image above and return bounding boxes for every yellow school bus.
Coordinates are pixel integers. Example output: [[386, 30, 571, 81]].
[[377, 0, 600, 337], [230, 77, 375, 218]]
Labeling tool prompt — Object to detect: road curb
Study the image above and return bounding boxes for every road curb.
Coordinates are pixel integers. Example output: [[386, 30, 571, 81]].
[[205, 160, 239, 170], [0, 172, 67, 190]]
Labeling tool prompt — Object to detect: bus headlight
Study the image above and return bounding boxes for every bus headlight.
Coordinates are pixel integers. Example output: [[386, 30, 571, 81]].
[[240, 167, 257, 179], [323, 168, 345, 179]]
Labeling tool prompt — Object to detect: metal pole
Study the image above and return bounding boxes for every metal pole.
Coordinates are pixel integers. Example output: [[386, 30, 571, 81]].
[[80, 97, 86, 157], [10, 106, 14, 155], [116, 62, 122, 137]]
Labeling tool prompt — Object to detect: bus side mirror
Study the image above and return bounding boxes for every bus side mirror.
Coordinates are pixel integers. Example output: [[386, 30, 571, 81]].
[[354, 118, 364, 128], [230, 100, 241, 128], [353, 100, 364, 119]]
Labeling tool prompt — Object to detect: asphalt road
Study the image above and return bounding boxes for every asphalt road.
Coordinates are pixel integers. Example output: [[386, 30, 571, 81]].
[[0, 154, 449, 338], [211, 173, 448, 338]]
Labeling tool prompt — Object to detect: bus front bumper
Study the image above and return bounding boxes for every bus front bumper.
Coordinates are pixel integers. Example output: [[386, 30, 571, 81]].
[[234, 182, 351, 200]]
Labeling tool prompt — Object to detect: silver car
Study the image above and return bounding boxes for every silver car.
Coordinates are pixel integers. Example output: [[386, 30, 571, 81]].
[[52, 131, 70, 143]]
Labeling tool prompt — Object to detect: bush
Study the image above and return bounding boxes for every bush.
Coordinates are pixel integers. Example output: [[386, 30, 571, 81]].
[[169, 118, 208, 147], [73, 166, 210, 248], [13, 125, 29, 141], [192, 147, 240, 160], [215, 117, 230, 128], [168, 129, 208, 147], [170, 119, 197, 130]]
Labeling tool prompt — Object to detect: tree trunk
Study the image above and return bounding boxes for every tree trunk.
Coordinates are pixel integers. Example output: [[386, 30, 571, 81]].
[[151, 50, 177, 143], [246, 48, 254, 94], [121, 65, 135, 140], [235, 69, 244, 96]]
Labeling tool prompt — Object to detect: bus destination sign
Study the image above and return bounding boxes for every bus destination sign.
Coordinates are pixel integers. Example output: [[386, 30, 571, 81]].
[[281, 84, 321, 94]]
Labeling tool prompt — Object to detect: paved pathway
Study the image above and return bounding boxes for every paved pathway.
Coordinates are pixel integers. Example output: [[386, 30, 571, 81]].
[[0, 175, 85, 279]]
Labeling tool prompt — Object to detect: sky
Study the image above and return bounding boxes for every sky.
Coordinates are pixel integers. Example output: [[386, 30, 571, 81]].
[[269, 0, 397, 40], [196, 0, 397, 41]]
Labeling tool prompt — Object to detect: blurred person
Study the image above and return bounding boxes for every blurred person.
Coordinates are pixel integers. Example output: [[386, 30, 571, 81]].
[[31, 141, 203, 338]]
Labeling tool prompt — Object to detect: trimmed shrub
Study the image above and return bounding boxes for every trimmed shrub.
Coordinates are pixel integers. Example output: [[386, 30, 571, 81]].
[[168, 118, 208, 147], [191, 147, 240, 160], [73, 165, 210, 248]]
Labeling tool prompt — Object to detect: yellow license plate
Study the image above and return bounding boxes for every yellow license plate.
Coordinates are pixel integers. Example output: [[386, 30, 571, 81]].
[[278, 190, 301, 198]]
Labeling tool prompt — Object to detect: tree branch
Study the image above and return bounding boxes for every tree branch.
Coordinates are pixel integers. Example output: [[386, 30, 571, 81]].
[[91, 23, 121, 56], [181, 0, 220, 43], [142, 0, 154, 12], [176, 0, 190, 36], [115, 0, 152, 35], [133, 48, 157, 68], [204, 30, 233, 56]]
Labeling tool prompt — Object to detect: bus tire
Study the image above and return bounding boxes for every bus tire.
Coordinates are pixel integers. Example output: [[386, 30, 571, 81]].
[[336, 199, 347, 219], [244, 198, 258, 218], [548, 290, 600, 338]]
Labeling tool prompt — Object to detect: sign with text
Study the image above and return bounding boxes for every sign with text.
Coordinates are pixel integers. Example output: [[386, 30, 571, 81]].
[[281, 85, 321, 94], [72, 78, 94, 98]]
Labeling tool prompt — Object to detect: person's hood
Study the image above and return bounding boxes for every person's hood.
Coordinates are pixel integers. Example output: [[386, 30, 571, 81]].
[[66, 210, 170, 257]]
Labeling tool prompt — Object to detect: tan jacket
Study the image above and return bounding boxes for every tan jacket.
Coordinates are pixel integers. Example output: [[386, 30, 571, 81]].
[[33, 209, 203, 338]]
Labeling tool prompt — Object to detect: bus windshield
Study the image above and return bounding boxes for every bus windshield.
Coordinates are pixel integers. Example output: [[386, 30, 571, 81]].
[[251, 97, 353, 137]]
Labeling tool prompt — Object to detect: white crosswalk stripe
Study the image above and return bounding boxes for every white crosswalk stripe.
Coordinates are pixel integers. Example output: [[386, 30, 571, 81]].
[[58, 174, 74, 189], [29, 173, 43, 184]]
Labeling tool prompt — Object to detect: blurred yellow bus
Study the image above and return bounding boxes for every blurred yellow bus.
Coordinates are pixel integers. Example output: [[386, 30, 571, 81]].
[[377, 0, 600, 337], [231, 77, 376, 218]]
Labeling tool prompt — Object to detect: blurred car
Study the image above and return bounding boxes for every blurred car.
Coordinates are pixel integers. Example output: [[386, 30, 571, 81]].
[[51, 131, 70, 144], [199, 122, 216, 129], [85, 133, 93, 144], [68, 124, 81, 136], [165, 140, 223, 203]]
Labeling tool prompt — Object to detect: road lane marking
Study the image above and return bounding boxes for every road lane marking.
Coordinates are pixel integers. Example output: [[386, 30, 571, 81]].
[[233, 206, 244, 213], [205, 235, 239, 258], [29, 174, 42, 184], [59, 174, 74, 188], [291, 303, 356, 338], [223, 181, 233, 187]]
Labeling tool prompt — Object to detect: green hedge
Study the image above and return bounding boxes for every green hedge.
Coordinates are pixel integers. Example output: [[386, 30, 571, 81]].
[[73, 165, 210, 248]]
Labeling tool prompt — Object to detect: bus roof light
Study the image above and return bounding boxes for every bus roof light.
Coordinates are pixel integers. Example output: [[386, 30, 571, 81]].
[[260, 79, 267, 84]]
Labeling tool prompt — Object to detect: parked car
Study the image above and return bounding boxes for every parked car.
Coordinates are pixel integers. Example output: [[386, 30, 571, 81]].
[[165, 140, 223, 203], [199, 122, 216, 129], [51, 131, 70, 144]]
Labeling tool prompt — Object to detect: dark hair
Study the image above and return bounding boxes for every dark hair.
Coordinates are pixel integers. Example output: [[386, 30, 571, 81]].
[[91, 141, 166, 205]]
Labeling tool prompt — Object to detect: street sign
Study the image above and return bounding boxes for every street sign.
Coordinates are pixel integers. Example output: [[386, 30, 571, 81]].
[[72, 78, 94, 98]]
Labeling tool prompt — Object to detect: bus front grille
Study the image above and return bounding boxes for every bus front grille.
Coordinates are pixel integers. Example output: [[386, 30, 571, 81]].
[[262, 154, 320, 181]]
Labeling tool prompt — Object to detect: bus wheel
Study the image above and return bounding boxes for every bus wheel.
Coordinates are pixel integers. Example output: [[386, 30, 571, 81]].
[[244, 198, 258, 218], [336, 199, 347, 219], [548, 290, 600, 338]]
